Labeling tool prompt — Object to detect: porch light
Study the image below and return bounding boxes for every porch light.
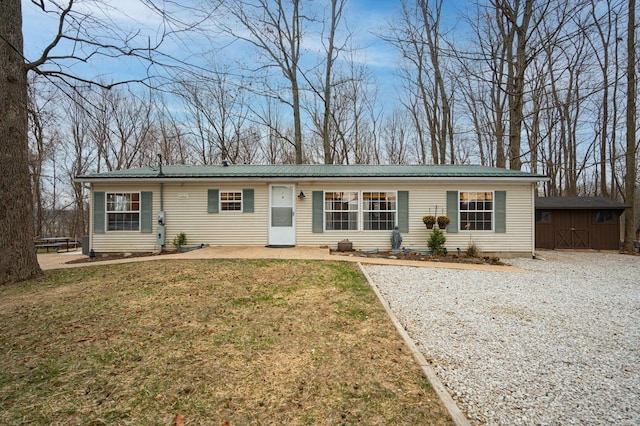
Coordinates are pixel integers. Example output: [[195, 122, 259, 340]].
[[298, 191, 306, 199]]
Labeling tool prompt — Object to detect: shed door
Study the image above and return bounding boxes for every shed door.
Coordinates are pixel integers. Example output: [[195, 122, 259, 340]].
[[555, 211, 590, 249]]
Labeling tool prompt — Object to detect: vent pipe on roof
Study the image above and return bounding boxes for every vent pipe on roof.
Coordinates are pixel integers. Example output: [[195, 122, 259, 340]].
[[222, 159, 231, 167], [157, 153, 164, 177]]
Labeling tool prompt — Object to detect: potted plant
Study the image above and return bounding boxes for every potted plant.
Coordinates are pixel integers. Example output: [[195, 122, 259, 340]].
[[437, 215, 451, 230], [422, 215, 437, 229]]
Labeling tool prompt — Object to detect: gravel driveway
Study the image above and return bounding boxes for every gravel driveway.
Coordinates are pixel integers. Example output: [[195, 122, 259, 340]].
[[363, 251, 639, 425]]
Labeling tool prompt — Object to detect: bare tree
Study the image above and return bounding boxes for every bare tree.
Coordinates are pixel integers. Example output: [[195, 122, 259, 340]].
[[403, 93, 430, 164], [325, 58, 380, 165], [153, 94, 190, 165], [218, 0, 305, 163], [87, 87, 155, 171], [544, 22, 592, 195], [622, 0, 637, 251], [258, 97, 296, 164], [62, 89, 95, 240], [27, 75, 59, 238], [457, 0, 568, 171], [177, 68, 251, 165], [235, 125, 264, 164], [385, 0, 455, 165], [381, 110, 412, 164], [418, 0, 454, 164], [1, 0, 202, 283], [587, 0, 615, 196], [315, 0, 348, 164], [493, 0, 543, 171], [1, 0, 42, 283]]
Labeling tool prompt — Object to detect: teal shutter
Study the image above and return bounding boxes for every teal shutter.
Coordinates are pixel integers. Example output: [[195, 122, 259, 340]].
[[446, 191, 459, 233], [140, 191, 153, 233], [208, 189, 219, 213], [312, 191, 324, 233], [243, 189, 254, 213], [94, 192, 105, 234], [397, 191, 409, 233], [495, 191, 506, 233]]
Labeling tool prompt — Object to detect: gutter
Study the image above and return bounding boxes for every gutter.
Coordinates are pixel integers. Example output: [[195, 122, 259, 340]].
[[75, 176, 549, 184]]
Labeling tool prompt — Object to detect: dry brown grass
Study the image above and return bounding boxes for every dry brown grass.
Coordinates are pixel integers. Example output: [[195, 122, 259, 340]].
[[0, 259, 453, 425]]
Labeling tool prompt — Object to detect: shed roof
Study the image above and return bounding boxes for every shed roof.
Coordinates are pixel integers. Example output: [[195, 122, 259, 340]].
[[535, 196, 629, 210], [76, 164, 546, 181]]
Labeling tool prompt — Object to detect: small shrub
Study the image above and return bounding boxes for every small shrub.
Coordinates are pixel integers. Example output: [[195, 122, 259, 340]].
[[173, 232, 187, 249], [466, 241, 480, 258], [427, 227, 447, 255]]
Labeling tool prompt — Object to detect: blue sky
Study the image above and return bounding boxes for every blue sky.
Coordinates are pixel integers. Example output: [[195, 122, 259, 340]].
[[21, 0, 466, 111]]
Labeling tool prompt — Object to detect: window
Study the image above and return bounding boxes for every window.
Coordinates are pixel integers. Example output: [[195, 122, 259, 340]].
[[536, 211, 552, 223], [363, 192, 396, 231], [594, 210, 615, 224], [220, 191, 242, 211], [106, 192, 140, 231], [460, 192, 493, 231], [325, 191, 358, 230]]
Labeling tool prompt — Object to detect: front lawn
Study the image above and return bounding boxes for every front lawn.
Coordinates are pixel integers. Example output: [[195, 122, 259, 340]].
[[0, 259, 453, 425]]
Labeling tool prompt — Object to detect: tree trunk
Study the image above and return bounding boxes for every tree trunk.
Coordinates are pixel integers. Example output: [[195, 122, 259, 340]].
[[0, 0, 42, 284], [321, 0, 342, 165], [420, 0, 451, 165], [292, 73, 303, 164], [623, 0, 637, 251], [507, 0, 533, 171]]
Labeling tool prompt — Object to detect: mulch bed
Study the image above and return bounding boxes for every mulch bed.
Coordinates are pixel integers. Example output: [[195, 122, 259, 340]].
[[65, 248, 505, 266], [65, 251, 165, 264], [331, 249, 505, 265]]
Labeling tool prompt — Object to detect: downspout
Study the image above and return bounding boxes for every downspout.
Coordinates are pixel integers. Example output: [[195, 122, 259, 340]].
[[531, 182, 536, 258], [158, 154, 164, 211], [90, 182, 94, 256], [158, 154, 165, 253], [160, 182, 164, 253]]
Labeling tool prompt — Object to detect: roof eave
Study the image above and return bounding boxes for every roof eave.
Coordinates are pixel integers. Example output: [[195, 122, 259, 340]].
[[76, 175, 547, 184], [535, 205, 630, 210]]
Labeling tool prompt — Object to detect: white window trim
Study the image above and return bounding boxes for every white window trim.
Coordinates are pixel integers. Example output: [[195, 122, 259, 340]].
[[106, 191, 141, 232], [323, 190, 360, 231], [219, 190, 243, 212], [458, 190, 495, 232], [361, 190, 398, 232]]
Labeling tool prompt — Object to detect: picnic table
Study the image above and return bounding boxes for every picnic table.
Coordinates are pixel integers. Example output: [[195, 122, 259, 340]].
[[35, 237, 79, 253]]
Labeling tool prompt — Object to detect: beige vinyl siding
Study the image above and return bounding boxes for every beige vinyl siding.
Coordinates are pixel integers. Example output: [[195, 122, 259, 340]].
[[161, 183, 268, 247], [91, 182, 269, 252], [90, 184, 160, 253], [91, 179, 534, 255], [295, 183, 403, 249], [444, 184, 534, 253], [296, 181, 534, 254]]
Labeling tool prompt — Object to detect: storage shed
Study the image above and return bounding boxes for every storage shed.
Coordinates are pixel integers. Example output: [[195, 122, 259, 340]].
[[535, 196, 628, 250]]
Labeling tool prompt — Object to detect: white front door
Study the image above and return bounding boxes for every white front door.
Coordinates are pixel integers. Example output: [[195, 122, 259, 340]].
[[268, 184, 296, 246]]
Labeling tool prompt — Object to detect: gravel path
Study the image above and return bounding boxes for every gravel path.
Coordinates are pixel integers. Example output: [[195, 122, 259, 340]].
[[363, 252, 640, 425]]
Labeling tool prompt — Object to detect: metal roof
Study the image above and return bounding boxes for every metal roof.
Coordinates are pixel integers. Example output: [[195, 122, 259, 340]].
[[76, 164, 546, 181], [535, 196, 629, 210]]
